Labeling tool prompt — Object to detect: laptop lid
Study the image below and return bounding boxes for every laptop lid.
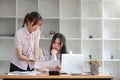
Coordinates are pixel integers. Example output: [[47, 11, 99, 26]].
[[61, 54, 84, 74]]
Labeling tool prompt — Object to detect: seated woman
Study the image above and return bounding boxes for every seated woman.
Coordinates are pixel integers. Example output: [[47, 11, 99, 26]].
[[35, 33, 72, 72]]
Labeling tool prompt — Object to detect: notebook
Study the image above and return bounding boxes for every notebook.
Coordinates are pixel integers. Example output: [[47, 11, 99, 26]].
[[61, 54, 84, 74]]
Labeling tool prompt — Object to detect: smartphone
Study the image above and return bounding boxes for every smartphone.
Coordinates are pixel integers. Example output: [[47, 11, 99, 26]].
[[30, 59, 35, 62]]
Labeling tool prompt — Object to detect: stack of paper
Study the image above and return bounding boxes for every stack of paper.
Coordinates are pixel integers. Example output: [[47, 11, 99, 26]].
[[7, 71, 40, 75]]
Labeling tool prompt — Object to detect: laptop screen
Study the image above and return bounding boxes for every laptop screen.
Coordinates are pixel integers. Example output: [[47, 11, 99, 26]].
[[61, 54, 84, 74]]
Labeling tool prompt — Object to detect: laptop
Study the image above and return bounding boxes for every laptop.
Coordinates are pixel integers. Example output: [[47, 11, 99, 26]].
[[61, 54, 84, 74]]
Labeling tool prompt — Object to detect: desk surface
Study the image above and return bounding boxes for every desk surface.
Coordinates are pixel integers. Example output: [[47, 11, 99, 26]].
[[0, 74, 113, 79]]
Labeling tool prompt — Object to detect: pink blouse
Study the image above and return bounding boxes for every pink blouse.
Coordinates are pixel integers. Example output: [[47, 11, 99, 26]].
[[11, 26, 40, 70]]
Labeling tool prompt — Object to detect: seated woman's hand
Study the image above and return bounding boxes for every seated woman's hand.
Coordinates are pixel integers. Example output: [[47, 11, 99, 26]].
[[55, 66, 61, 71], [51, 49, 58, 55], [35, 68, 47, 73], [46, 65, 60, 71]]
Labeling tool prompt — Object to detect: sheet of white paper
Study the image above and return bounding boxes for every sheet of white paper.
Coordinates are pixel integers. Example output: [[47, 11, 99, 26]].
[[35, 60, 60, 70], [61, 54, 84, 74], [7, 71, 40, 75]]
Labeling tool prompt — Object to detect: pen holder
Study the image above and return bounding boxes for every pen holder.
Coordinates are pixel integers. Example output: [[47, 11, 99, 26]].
[[49, 70, 60, 75]]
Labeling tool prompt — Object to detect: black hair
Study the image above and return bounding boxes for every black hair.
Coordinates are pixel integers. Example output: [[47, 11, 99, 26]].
[[22, 12, 43, 27], [50, 33, 67, 61]]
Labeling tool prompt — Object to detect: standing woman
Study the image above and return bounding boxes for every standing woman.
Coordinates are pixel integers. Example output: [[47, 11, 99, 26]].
[[10, 12, 43, 72]]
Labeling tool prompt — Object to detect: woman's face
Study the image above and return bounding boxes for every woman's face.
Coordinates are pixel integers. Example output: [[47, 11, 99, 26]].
[[52, 38, 62, 52], [27, 20, 42, 32]]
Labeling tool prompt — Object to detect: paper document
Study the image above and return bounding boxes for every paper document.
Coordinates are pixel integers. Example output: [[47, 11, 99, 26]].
[[7, 71, 40, 75], [35, 60, 60, 69]]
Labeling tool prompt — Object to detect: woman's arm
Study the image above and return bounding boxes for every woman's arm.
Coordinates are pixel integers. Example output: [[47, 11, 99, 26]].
[[15, 31, 31, 63], [34, 43, 39, 62], [16, 48, 30, 62], [34, 30, 40, 62]]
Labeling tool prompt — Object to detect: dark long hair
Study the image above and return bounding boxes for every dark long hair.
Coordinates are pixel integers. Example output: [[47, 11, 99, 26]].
[[22, 12, 43, 27], [50, 33, 67, 61]]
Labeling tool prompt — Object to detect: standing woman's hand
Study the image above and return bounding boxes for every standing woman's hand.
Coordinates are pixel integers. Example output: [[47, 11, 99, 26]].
[[29, 59, 35, 66]]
